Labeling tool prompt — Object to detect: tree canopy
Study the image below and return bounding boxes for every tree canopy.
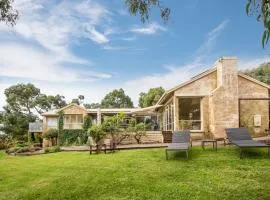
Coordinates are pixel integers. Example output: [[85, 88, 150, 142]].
[[84, 103, 101, 109], [125, 0, 170, 23], [1, 83, 67, 140], [0, 0, 18, 26], [242, 62, 270, 85], [4, 83, 67, 115], [101, 88, 134, 108], [246, 0, 270, 47], [139, 87, 165, 108]]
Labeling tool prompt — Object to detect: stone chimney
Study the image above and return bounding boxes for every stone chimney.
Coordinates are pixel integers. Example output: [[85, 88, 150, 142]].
[[209, 57, 239, 138]]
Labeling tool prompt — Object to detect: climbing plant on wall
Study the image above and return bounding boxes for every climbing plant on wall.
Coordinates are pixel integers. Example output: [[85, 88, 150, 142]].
[[58, 110, 64, 143], [83, 115, 91, 132]]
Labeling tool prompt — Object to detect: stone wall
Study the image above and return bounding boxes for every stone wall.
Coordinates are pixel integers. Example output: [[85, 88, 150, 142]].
[[209, 57, 239, 138], [238, 76, 269, 136], [174, 71, 217, 96]]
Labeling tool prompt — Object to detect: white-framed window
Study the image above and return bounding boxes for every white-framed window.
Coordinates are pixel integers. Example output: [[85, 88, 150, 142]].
[[179, 98, 201, 131], [64, 114, 83, 129], [47, 117, 58, 129], [163, 102, 174, 131]]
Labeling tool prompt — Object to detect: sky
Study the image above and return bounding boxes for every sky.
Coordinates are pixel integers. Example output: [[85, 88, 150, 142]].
[[0, 0, 269, 110]]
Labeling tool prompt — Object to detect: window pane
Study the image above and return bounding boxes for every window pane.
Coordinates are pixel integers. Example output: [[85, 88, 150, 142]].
[[77, 115, 83, 123], [71, 115, 76, 123], [179, 98, 201, 130], [47, 118, 57, 127], [65, 115, 71, 124]]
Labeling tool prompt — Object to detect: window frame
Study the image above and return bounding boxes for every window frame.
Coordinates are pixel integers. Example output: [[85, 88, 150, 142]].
[[178, 97, 203, 131]]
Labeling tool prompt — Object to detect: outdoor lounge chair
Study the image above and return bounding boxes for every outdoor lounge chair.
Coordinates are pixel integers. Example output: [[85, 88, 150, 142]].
[[165, 130, 192, 159], [225, 128, 270, 158]]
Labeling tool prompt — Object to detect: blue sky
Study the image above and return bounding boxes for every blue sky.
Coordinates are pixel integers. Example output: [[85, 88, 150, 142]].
[[0, 0, 269, 109]]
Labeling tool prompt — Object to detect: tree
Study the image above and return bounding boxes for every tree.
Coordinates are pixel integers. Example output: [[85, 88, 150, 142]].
[[35, 94, 67, 114], [125, 0, 170, 23], [78, 95, 85, 105], [84, 103, 101, 109], [2, 83, 67, 140], [71, 95, 85, 105], [246, 0, 270, 47], [1, 105, 37, 140], [50, 94, 67, 109], [4, 83, 66, 115], [0, 0, 18, 26], [101, 89, 134, 108], [4, 83, 40, 114], [242, 62, 270, 85], [127, 118, 146, 144], [71, 98, 80, 105], [139, 87, 165, 108]]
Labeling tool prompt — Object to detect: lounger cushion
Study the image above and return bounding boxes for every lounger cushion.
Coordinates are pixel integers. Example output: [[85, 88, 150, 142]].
[[225, 128, 252, 141], [167, 143, 189, 150], [231, 140, 269, 147], [172, 131, 190, 143]]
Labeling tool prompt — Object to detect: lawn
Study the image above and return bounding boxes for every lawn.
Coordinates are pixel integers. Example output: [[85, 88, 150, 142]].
[[0, 147, 270, 200]]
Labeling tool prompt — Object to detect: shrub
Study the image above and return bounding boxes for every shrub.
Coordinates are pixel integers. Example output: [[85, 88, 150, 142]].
[[127, 122, 146, 144], [83, 116, 91, 131], [43, 128, 58, 139], [44, 148, 50, 154], [0, 134, 13, 150], [88, 124, 106, 143], [59, 129, 88, 146], [15, 146, 30, 153], [50, 146, 61, 153], [6, 146, 42, 154], [44, 146, 61, 153], [5, 147, 20, 154]]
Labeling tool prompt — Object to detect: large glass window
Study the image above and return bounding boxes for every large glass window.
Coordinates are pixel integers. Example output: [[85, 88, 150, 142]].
[[179, 98, 201, 130], [47, 117, 58, 128], [163, 103, 174, 131], [64, 114, 83, 129]]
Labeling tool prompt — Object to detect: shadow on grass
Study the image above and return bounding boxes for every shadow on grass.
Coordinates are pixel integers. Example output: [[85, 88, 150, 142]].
[[238, 148, 269, 159]]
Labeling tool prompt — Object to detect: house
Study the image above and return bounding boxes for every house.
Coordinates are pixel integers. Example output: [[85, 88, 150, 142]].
[[41, 56, 269, 140], [151, 57, 269, 138]]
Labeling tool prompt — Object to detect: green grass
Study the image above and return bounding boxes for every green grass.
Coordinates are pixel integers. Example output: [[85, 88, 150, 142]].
[[0, 147, 270, 200]]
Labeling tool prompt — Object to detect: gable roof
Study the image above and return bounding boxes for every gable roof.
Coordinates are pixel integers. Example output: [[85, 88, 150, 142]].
[[238, 73, 270, 89], [41, 103, 87, 116], [156, 67, 217, 105]]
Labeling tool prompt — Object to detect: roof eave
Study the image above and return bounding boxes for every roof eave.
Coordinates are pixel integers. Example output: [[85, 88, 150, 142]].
[[238, 73, 270, 89]]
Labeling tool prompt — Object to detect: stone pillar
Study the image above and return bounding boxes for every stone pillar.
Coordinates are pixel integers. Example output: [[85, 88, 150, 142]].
[[97, 108, 102, 125], [173, 96, 179, 131], [210, 57, 239, 138]]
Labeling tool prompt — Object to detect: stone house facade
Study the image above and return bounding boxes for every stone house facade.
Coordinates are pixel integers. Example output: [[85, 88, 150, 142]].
[[155, 57, 269, 138], [41, 56, 269, 139]]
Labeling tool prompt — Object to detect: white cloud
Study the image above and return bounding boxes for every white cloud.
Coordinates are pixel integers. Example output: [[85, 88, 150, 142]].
[[103, 45, 128, 50], [0, 0, 113, 84], [86, 27, 109, 44], [121, 36, 137, 41], [194, 19, 230, 62], [130, 22, 167, 35], [238, 56, 270, 70], [3, 0, 111, 57], [124, 20, 229, 105], [0, 43, 111, 83]]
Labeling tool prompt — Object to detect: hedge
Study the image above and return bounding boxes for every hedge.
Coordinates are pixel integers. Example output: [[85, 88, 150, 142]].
[[59, 129, 88, 146]]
